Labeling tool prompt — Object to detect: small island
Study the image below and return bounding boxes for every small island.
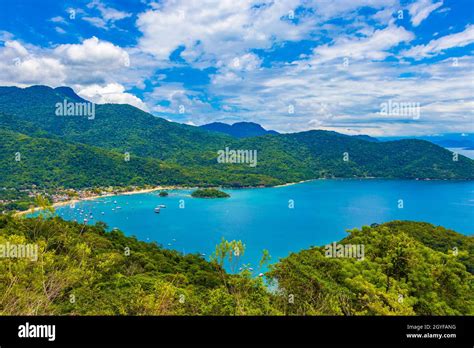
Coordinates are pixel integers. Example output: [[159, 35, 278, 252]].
[[159, 191, 169, 197], [191, 188, 230, 198]]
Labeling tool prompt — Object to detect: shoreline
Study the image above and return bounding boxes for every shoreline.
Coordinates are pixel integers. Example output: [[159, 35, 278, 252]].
[[15, 181, 306, 217], [13, 177, 472, 217], [15, 186, 177, 217], [273, 179, 314, 188]]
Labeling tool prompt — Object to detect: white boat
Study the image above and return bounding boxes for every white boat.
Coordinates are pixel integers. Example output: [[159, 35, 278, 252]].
[[158, 204, 166, 208], [154, 207, 160, 213]]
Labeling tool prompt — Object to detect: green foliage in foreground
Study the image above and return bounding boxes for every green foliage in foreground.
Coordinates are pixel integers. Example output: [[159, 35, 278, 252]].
[[268, 221, 473, 315], [0, 215, 275, 315], [0, 216, 472, 315], [191, 188, 230, 198]]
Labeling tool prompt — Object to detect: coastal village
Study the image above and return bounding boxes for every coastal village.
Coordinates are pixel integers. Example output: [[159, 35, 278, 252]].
[[0, 185, 161, 213]]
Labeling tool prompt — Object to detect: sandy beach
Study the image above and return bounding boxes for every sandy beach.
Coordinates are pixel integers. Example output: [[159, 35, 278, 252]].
[[274, 179, 314, 188]]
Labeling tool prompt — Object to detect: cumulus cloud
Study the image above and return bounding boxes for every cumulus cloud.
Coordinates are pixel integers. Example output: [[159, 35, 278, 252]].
[[4, 40, 29, 56], [0, 37, 147, 112], [54, 36, 129, 68], [78, 83, 148, 111], [137, 0, 313, 66], [207, 51, 474, 136], [136, 0, 398, 68], [0, 40, 66, 86]]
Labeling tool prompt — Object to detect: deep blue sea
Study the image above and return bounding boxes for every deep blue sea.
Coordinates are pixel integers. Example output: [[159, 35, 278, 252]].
[[44, 180, 474, 271]]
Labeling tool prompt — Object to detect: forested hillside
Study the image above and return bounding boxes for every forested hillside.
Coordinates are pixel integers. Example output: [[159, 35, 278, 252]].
[[0, 85, 473, 195], [0, 215, 471, 316]]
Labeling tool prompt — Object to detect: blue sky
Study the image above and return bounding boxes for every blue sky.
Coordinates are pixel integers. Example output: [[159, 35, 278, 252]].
[[0, 0, 473, 135]]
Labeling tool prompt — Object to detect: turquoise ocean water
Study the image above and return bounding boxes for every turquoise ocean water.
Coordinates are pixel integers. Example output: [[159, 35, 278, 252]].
[[43, 180, 474, 271]]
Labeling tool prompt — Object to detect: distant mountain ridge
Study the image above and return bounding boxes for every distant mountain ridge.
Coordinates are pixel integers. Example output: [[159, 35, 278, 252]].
[[351, 134, 379, 142], [0, 85, 473, 191], [381, 134, 474, 150], [200, 121, 279, 138]]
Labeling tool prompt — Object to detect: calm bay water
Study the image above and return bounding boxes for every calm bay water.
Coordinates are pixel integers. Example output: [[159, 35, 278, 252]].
[[48, 180, 474, 271]]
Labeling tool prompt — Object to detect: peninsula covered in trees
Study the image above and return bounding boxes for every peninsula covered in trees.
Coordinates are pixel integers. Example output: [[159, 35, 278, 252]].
[[191, 188, 230, 198]]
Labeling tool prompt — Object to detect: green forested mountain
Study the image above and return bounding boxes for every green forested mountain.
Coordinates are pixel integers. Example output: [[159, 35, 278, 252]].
[[0, 85, 473, 192], [0, 86, 231, 162], [0, 128, 279, 190], [0, 215, 471, 315], [200, 121, 279, 138]]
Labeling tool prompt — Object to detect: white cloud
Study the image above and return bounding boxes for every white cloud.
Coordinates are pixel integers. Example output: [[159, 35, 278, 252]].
[[227, 53, 262, 72], [0, 31, 14, 41], [145, 83, 213, 118], [88, 0, 131, 22], [78, 83, 148, 111], [54, 36, 129, 68], [55, 27, 67, 34], [136, 0, 398, 68], [312, 25, 414, 63], [1, 0, 473, 136], [83, 0, 132, 29], [408, 0, 443, 27], [82, 16, 108, 29], [206, 51, 474, 136], [5, 40, 29, 56], [10, 57, 66, 85], [0, 41, 66, 86], [403, 25, 474, 59], [50, 16, 67, 24], [137, 0, 312, 66], [0, 37, 141, 96]]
